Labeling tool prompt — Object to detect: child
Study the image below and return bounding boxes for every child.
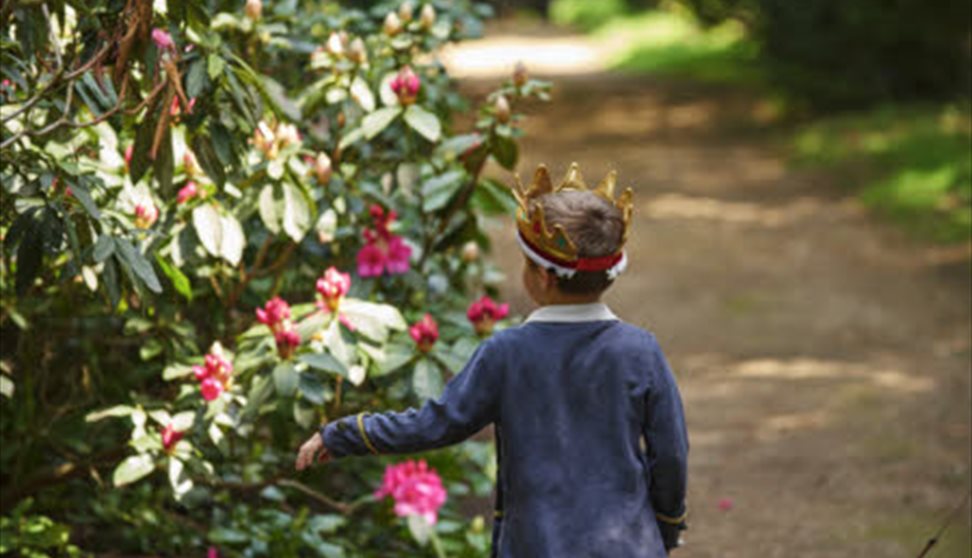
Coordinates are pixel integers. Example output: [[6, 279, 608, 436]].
[[296, 163, 689, 557]]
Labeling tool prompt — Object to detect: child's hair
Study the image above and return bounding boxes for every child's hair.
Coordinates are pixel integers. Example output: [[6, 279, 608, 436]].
[[535, 190, 625, 295]]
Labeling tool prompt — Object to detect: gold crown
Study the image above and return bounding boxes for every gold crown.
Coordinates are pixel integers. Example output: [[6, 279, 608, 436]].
[[511, 162, 634, 264]]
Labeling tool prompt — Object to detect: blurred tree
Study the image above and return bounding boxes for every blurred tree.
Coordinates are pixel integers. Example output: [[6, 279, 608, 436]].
[[676, 0, 972, 108]]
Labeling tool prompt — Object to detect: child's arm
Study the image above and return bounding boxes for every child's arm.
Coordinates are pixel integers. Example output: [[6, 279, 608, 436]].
[[644, 345, 689, 551], [313, 340, 499, 460]]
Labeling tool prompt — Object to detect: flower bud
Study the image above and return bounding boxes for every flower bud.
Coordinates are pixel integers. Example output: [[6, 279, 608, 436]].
[[152, 28, 175, 51], [177, 181, 199, 204], [347, 37, 368, 65], [513, 61, 528, 87], [461, 241, 480, 263], [161, 424, 184, 453], [495, 94, 511, 124], [409, 314, 439, 353], [276, 123, 301, 148], [183, 151, 201, 177], [390, 66, 421, 106], [419, 4, 436, 29], [134, 202, 159, 229], [398, 1, 415, 23], [383, 12, 403, 36], [326, 32, 345, 57], [245, 0, 262, 21], [124, 145, 134, 170], [313, 152, 332, 185]]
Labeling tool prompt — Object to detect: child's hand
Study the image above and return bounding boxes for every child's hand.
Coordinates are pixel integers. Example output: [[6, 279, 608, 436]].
[[295, 432, 330, 471]]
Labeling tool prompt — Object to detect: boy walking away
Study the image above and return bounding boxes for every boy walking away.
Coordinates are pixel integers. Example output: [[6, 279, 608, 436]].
[[296, 163, 689, 557]]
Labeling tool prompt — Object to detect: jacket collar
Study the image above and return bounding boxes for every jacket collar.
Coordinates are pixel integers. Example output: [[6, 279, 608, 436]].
[[525, 302, 619, 323]]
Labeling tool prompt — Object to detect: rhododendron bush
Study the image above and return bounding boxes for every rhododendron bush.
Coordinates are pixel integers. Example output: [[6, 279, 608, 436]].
[[0, 1, 549, 555]]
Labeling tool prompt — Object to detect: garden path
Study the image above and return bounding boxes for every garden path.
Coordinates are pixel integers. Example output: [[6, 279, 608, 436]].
[[446, 22, 972, 557]]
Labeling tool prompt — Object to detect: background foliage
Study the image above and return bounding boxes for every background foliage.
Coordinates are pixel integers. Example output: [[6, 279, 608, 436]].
[[1, 1, 549, 555]]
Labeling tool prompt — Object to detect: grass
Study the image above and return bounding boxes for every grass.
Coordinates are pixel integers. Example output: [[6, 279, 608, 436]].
[[595, 10, 761, 86], [793, 104, 971, 243]]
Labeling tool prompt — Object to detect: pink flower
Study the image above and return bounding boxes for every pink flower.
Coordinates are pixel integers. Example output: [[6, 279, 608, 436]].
[[204, 353, 233, 383], [192, 365, 209, 381], [375, 459, 447, 525], [356, 205, 412, 277], [256, 296, 292, 330], [134, 202, 159, 229], [152, 28, 175, 51], [208, 547, 219, 558], [316, 267, 351, 311], [718, 498, 733, 512], [177, 181, 198, 204], [200, 377, 224, 401], [390, 66, 420, 105], [274, 329, 301, 359], [194, 349, 233, 401], [385, 236, 412, 275], [467, 295, 509, 336], [409, 314, 438, 353], [357, 243, 386, 277], [124, 145, 133, 170], [170, 96, 196, 118], [161, 424, 183, 452]]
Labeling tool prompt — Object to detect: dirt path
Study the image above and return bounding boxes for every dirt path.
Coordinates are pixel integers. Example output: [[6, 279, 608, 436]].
[[448, 25, 972, 558]]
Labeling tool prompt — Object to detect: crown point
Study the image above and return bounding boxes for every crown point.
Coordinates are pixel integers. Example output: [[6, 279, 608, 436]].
[[561, 162, 586, 191], [529, 164, 554, 197], [595, 170, 617, 200]]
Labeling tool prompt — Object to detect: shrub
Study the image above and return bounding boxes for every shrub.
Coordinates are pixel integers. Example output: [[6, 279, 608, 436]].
[[0, 1, 549, 555]]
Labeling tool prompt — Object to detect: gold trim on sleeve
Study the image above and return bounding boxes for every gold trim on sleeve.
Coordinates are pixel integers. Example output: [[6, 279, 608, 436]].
[[356, 412, 380, 455], [494, 510, 504, 518], [655, 509, 688, 525]]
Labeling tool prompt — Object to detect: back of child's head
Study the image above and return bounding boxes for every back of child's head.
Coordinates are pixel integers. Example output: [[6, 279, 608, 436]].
[[536, 191, 625, 295]]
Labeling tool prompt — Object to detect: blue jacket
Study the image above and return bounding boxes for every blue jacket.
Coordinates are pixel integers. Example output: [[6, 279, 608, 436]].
[[322, 304, 688, 557]]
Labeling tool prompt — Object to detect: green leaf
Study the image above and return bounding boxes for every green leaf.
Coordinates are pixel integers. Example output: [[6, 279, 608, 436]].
[[185, 58, 209, 99], [492, 134, 519, 170], [298, 372, 328, 405], [162, 364, 193, 380], [155, 255, 192, 301], [340, 299, 407, 342], [114, 238, 162, 293], [350, 77, 375, 112], [153, 128, 175, 194], [190, 133, 226, 187], [0, 375, 13, 398], [300, 352, 347, 377], [14, 216, 42, 296], [113, 454, 156, 486], [421, 170, 465, 212], [171, 411, 195, 431], [362, 107, 401, 140], [130, 110, 157, 184], [93, 234, 115, 262], [192, 204, 223, 257], [412, 358, 443, 401], [407, 513, 434, 546], [261, 76, 302, 122], [403, 105, 441, 142], [436, 133, 482, 160], [472, 177, 519, 216], [68, 181, 101, 219], [338, 127, 364, 150], [273, 362, 299, 397], [282, 182, 311, 242], [293, 401, 316, 429], [207, 54, 226, 79], [219, 213, 245, 265], [375, 343, 415, 376], [258, 184, 282, 234], [86, 405, 135, 422], [242, 373, 274, 419]]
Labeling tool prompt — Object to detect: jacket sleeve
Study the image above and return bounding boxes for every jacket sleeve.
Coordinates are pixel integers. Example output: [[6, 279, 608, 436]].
[[320, 339, 500, 458], [643, 340, 689, 551]]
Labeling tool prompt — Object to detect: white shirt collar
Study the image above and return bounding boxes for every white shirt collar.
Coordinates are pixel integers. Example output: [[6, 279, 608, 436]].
[[525, 302, 619, 323]]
